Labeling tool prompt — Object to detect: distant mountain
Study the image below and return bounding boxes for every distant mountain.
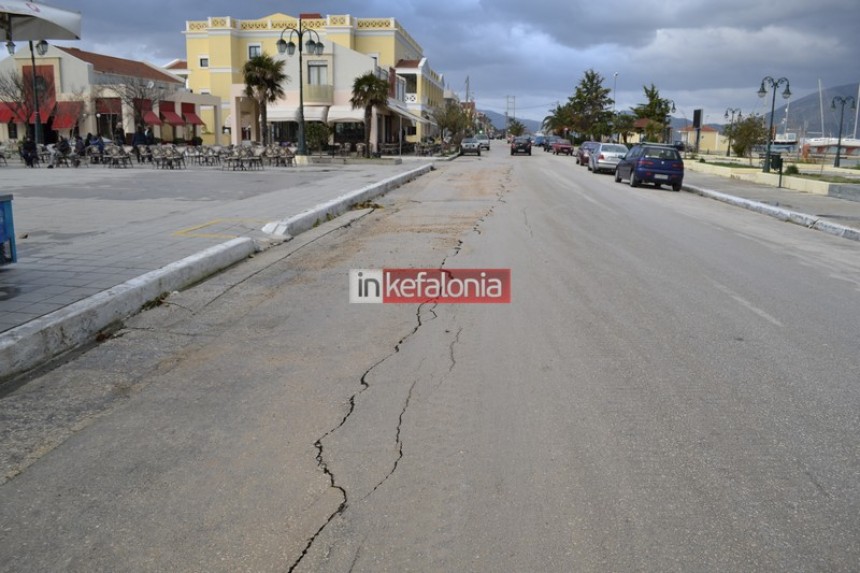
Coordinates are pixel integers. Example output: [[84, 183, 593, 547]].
[[770, 83, 859, 139], [479, 109, 541, 134]]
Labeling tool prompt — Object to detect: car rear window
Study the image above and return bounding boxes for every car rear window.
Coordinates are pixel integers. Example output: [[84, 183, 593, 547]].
[[643, 147, 680, 160]]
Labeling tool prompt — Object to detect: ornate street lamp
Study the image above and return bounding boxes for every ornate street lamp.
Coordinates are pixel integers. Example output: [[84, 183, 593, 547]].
[[724, 108, 741, 157], [757, 76, 791, 172], [4, 39, 49, 144], [831, 96, 856, 168], [664, 99, 676, 144], [276, 17, 324, 156]]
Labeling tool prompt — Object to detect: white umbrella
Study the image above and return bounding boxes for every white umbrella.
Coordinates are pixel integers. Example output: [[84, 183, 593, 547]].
[[0, 0, 81, 41]]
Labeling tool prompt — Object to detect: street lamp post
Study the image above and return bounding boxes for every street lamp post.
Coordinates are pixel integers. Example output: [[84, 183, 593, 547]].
[[664, 99, 676, 144], [612, 72, 618, 142], [831, 96, 856, 168], [757, 76, 791, 173], [724, 108, 741, 157], [276, 17, 324, 156]]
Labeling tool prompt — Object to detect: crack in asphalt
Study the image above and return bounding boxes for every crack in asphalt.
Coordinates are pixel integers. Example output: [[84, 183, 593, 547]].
[[287, 301, 437, 572], [289, 173, 511, 568]]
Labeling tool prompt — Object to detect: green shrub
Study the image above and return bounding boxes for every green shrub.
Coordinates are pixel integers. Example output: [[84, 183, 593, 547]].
[[784, 164, 799, 175]]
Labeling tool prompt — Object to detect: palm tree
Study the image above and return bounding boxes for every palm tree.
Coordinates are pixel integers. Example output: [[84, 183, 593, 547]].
[[243, 54, 287, 145], [351, 72, 390, 157]]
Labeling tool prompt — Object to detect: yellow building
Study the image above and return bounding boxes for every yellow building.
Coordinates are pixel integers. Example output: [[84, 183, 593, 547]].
[[183, 12, 445, 148]]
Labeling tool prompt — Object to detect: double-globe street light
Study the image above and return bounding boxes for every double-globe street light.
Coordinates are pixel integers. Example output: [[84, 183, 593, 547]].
[[831, 96, 856, 168], [757, 76, 791, 173], [724, 108, 741, 157], [276, 18, 324, 156], [5, 39, 49, 145]]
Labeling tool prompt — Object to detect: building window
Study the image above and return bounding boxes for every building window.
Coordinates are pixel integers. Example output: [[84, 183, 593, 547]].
[[307, 61, 328, 85], [7, 122, 18, 140], [199, 57, 209, 68], [248, 45, 261, 58]]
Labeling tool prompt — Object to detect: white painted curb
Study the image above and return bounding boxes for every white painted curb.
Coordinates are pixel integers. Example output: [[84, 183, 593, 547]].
[[262, 164, 433, 237], [684, 184, 860, 242], [0, 237, 257, 383]]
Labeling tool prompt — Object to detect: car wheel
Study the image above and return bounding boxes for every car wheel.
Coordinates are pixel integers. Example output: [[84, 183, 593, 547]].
[[673, 183, 682, 192], [629, 172, 639, 187], [614, 169, 622, 183], [477, 151, 481, 156], [527, 150, 531, 155]]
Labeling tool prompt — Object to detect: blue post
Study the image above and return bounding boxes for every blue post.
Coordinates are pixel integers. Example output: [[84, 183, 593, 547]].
[[0, 195, 17, 265]]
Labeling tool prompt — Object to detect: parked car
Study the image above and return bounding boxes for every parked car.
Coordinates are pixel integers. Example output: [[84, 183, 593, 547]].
[[460, 137, 481, 156], [552, 138, 574, 155], [540, 135, 556, 152], [576, 141, 598, 167], [510, 136, 532, 155], [475, 134, 491, 150], [589, 143, 629, 174], [614, 143, 684, 191]]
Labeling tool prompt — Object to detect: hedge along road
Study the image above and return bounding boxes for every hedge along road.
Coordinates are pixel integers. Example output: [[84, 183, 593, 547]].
[[1, 148, 860, 572]]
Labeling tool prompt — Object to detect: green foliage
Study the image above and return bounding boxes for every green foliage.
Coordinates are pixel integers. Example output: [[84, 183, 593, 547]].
[[631, 84, 674, 142], [431, 101, 470, 145], [507, 118, 526, 136], [305, 122, 331, 154], [725, 114, 768, 158], [242, 54, 288, 145], [566, 69, 614, 140], [784, 164, 800, 175], [351, 72, 391, 157]]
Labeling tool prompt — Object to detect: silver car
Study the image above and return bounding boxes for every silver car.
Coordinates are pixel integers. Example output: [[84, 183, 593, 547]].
[[460, 137, 481, 156], [589, 143, 629, 174]]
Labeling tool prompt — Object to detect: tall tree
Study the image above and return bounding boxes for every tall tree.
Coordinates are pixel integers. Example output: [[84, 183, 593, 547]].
[[0, 69, 56, 139], [567, 69, 614, 140], [243, 54, 287, 145], [724, 113, 768, 159], [507, 118, 526, 137], [543, 103, 575, 139], [631, 84, 674, 142], [431, 100, 470, 146], [350, 72, 391, 157]]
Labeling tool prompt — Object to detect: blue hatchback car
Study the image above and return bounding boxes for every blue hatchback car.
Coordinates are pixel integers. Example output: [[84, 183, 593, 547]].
[[614, 143, 684, 191]]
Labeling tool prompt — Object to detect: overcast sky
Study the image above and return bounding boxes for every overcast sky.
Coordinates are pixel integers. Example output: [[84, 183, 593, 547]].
[[11, 0, 860, 124]]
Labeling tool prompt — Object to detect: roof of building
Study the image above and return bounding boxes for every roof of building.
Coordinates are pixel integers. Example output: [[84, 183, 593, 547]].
[[56, 47, 183, 85], [679, 125, 718, 132], [164, 59, 188, 71], [395, 59, 421, 68]]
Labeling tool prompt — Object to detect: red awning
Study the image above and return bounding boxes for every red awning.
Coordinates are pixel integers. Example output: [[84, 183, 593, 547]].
[[160, 110, 185, 126], [29, 99, 56, 124], [183, 112, 204, 125], [0, 103, 13, 123], [96, 98, 122, 114], [52, 101, 84, 130], [142, 110, 162, 125]]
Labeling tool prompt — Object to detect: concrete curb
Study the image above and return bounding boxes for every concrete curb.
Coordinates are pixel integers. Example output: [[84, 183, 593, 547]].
[[684, 184, 860, 243], [0, 237, 258, 383], [1, 163, 434, 384], [262, 163, 433, 236]]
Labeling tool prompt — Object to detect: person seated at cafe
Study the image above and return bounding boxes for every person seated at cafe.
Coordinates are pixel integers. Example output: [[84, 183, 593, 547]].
[[21, 136, 38, 167], [48, 136, 71, 168], [132, 126, 147, 162]]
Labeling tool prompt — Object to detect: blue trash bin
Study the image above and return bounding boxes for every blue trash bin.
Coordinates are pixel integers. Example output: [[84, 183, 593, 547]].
[[0, 194, 17, 265]]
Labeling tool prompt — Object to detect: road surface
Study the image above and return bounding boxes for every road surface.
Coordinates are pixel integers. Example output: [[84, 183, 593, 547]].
[[1, 146, 859, 572]]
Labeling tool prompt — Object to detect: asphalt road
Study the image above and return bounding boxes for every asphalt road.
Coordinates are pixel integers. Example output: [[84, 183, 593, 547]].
[[1, 147, 859, 572]]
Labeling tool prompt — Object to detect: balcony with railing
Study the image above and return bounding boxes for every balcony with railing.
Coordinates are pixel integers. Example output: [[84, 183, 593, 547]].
[[303, 84, 334, 105]]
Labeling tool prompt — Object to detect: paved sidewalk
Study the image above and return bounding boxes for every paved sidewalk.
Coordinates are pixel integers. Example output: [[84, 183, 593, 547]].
[[0, 159, 433, 381], [684, 169, 860, 241]]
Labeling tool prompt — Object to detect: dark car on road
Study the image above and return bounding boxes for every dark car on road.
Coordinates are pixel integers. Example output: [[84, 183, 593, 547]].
[[552, 139, 574, 155], [614, 143, 684, 191], [510, 136, 532, 156], [576, 141, 598, 167]]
